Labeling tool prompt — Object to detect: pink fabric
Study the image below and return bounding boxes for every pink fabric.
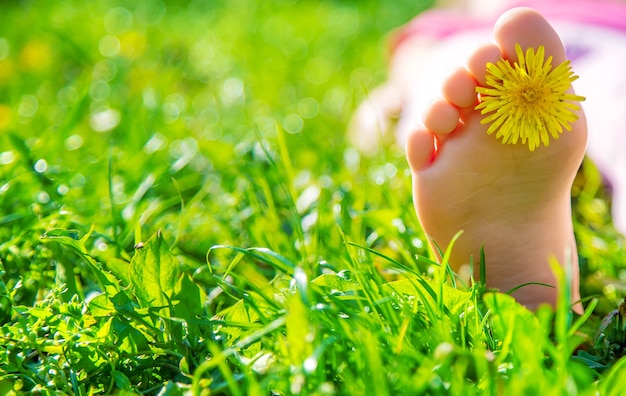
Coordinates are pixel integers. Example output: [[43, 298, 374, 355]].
[[392, 0, 626, 50]]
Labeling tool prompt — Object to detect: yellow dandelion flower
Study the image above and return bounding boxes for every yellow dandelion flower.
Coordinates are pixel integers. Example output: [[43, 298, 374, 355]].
[[475, 44, 585, 151]]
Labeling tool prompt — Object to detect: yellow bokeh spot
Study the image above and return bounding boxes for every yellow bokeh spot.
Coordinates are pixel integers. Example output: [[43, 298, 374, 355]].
[[0, 59, 15, 85], [19, 40, 53, 73], [0, 104, 12, 131], [120, 31, 147, 60]]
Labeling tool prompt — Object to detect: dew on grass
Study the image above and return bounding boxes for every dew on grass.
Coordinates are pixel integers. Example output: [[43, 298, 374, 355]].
[[99, 35, 121, 57], [57, 184, 69, 195], [303, 356, 318, 373], [412, 238, 424, 249], [332, 203, 341, 216], [143, 87, 157, 108], [301, 211, 318, 232], [291, 373, 305, 394], [498, 362, 514, 373], [36, 191, 50, 204], [603, 284, 617, 299], [392, 218, 406, 233], [251, 352, 274, 374], [296, 185, 320, 213], [384, 162, 398, 178], [319, 382, 335, 394], [297, 97, 319, 119], [221, 77, 244, 106], [337, 269, 351, 280], [370, 162, 398, 186], [294, 170, 312, 189], [366, 231, 378, 245], [18, 95, 39, 118], [0, 150, 15, 165], [434, 342, 454, 361], [89, 108, 120, 132], [169, 137, 198, 172], [162, 93, 186, 123], [34, 159, 47, 173], [64, 135, 83, 151], [283, 113, 303, 134], [251, 141, 274, 162], [291, 267, 308, 291], [144, 133, 166, 154]]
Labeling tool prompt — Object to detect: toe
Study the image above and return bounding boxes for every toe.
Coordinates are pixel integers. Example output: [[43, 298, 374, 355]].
[[443, 67, 478, 108], [466, 44, 502, 86], [494, 7, 566, 65], [467, 8, 567, 87], [406, 127, 437, 171], [422, 97, 460, 135]]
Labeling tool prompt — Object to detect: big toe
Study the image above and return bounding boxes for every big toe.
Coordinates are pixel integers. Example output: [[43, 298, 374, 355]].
[[467, 7, 567, 84], [494, 7, 567, 65]]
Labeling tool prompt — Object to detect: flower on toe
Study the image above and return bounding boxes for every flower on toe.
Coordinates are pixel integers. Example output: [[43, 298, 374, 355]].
[[475, 44, 585, 151]]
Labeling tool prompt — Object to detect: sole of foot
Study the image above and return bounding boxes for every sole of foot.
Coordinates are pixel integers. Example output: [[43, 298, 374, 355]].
[[406, 7, 587, 313]]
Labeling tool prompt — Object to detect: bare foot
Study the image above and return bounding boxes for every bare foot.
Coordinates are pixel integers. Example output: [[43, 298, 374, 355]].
[[406, 8, 587, 312]]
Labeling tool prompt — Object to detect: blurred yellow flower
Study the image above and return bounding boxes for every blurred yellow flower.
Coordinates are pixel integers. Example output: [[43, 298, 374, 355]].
[[475, 44, 585, 151]]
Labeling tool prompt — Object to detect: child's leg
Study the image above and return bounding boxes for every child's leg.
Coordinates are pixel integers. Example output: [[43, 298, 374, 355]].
[[406, 7, 585, 311]]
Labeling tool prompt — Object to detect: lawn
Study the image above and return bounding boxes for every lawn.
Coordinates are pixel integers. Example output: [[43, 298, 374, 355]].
[[1, 0, 626, 394]]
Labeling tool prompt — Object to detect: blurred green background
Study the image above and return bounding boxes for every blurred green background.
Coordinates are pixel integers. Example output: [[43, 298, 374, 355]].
[[0, 0, 439, 306]]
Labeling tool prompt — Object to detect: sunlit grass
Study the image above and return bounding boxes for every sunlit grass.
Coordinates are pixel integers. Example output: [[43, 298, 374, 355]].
[[1, 0, 626, 394]]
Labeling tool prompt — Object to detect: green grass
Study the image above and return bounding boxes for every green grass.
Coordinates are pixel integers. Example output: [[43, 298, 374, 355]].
[[1, 0, 626, 394]]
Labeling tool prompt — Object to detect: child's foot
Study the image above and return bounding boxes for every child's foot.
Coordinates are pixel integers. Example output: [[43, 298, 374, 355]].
[[406, 8, 587, 312]]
